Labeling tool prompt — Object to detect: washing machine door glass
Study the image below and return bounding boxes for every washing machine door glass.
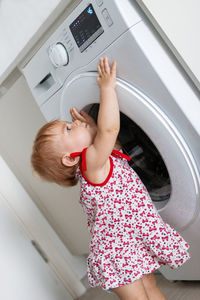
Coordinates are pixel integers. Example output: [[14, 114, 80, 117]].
[[86, 104, 171, 206], [60, 72, 199, 230]]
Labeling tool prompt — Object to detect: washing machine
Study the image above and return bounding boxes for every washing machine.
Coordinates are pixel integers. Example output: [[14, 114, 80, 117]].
[[23, 0, 200, 280]]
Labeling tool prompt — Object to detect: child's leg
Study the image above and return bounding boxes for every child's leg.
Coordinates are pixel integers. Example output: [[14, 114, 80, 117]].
[[112, 278, 149, 300], [142, 273, 166, 300]]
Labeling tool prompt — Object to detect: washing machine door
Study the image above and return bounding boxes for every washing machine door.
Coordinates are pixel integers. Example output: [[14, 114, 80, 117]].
[[60, 72, 200, 230]]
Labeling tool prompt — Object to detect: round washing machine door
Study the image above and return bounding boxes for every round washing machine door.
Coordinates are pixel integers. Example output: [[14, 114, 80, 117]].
[[60, 72, 200, 230]]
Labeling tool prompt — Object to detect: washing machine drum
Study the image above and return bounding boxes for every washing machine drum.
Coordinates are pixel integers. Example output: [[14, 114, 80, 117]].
[[60, 72, 199, 230]]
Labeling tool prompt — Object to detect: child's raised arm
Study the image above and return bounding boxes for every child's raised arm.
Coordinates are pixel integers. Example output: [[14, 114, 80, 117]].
[[86, 57, 120, 172]]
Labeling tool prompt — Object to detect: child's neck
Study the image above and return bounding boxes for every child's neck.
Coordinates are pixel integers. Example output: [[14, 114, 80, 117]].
[[114, 139, 122, 150]]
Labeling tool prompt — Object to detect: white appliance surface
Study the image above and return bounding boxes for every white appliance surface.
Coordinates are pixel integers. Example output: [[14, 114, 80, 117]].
[[23, 0, 200, 282], [136, 0, 200, 91]]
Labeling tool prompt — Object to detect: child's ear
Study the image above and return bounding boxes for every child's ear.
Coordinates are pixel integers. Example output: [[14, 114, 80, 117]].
[[61, 154, 80, 167]]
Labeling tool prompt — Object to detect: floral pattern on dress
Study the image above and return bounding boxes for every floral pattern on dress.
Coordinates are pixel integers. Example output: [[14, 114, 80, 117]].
[[75, 149, 191, 291]]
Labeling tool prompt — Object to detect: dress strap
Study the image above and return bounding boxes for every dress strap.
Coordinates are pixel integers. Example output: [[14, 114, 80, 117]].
[[70, 148, 87, 171], [111, 149, 131, 161], [70, 148, 131, 172]]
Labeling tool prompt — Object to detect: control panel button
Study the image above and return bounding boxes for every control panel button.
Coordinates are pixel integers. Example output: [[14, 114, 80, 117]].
[[48, 43, 69, 67], [96, 0, 103, 6], [101, 8, 113, 27]]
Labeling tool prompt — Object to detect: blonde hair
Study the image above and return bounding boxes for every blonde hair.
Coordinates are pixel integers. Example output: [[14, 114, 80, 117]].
[[31, 120, 79, 187]]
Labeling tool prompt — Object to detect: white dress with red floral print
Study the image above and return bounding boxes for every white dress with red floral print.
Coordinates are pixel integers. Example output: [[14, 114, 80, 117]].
[[73, 148, 191, 291]]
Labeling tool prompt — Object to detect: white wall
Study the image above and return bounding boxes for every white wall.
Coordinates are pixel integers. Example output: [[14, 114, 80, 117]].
[[0, 75, 90, 256], [0, 191, 74, 300], [0, 153, 87, 297]]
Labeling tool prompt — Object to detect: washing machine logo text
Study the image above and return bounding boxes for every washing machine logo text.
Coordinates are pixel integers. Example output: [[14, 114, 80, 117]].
[[87, 7, 93, 15]]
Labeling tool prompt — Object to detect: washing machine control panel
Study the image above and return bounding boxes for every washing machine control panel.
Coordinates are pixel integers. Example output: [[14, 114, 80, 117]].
[[47, 3, 106, 68], [23, 0, 142, 106], [69, 4, 104, 53], [45, 0, 141, 69]]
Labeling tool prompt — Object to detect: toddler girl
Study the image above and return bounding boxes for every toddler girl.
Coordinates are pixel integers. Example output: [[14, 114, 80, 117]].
[[31, 57, 190, 300]]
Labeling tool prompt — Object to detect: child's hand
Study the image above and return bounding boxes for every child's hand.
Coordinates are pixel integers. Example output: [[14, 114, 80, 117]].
[[97, 57, 117, 90], [70, 107, 97, 128]]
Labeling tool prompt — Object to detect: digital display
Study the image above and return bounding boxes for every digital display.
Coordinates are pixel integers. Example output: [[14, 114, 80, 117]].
[[69, 4, 104, 52]]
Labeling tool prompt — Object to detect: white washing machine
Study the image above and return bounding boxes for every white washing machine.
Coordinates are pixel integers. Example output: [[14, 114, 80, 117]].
[[23, 0, 200, 281]]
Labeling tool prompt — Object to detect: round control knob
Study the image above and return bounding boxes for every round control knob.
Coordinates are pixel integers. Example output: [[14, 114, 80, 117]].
[[48, 43, 69, 67]]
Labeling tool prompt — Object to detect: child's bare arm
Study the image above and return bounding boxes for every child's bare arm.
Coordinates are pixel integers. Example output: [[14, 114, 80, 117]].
[[86, 57, 120, 171]]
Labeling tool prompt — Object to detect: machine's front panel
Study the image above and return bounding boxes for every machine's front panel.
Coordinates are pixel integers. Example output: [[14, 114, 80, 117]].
[[22, 0, 142, 107], [60, 73, 199, 230]]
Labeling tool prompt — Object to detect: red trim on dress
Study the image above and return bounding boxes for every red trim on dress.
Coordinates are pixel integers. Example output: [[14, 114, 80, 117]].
[[70, 147, 130, 186], [81, 147, 88, 171], [80, 156, 114, 187], [111, 150, 131, 161]]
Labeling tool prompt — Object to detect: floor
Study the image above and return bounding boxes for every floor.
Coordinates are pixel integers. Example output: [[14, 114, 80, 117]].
[[78, 271, 200, 300]]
